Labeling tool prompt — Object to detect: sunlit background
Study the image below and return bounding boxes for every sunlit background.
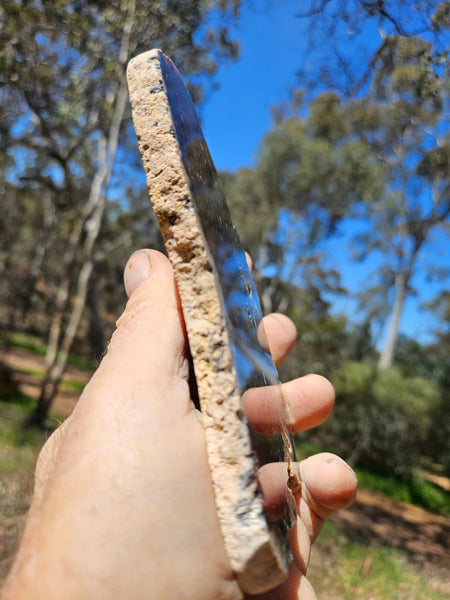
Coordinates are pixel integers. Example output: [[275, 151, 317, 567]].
[[1, 1, 449, 597]]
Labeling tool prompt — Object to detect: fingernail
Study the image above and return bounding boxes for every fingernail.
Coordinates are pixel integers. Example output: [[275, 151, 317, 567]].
[[124, 250, 152, 297], [325, 455, 357, 476]]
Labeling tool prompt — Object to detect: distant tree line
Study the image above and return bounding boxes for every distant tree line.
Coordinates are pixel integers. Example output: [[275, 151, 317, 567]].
[[225, 0, 449, 478], [0, 1, 448, 479], [0, 0, 241, 425]]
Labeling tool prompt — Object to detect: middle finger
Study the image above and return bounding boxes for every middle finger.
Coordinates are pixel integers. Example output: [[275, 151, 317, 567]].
[[241, 374, 335, 435]]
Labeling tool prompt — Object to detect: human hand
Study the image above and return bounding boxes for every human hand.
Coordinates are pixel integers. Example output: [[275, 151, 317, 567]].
[[2, 250, 356, 600]]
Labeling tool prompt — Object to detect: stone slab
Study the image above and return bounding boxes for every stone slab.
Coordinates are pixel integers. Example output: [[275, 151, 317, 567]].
[[126, 49, 294, 594]]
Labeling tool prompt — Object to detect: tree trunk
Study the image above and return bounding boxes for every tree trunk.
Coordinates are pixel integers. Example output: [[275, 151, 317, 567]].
[[27, 75, 129, 427], [377, 271, 408, 370], [21, 194, 55, 327], [27, 258, 96, 426], [87, 272, 106, 362]]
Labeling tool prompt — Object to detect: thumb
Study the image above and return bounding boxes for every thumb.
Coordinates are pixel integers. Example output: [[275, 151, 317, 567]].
[[92, 249, 189, 400]]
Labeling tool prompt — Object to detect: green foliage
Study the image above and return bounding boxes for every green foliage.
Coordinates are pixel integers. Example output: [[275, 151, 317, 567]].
[[226, 89, 386, 328], [394, 336, 446, 379], [355, 469, 450, 517], [1, 0, 448, 468], [226, 9, 448, 372], [0, 399, 48, 452], [431, 1, 450, 29], [418, 142, 450, 181], [426, 370, 450, 476], [309, 92, 346, 140], [0, 0, 242, 293], [65, 354, 96, 372], [0, 331, 95, 372], [311, 361, 441, 477], [0, 0, 244, 422], [285, 306, 351, 376], [297, 441, 450, 516], [264, 2, 450, 372], [256, 111, 384, 225], [372, 366, 438, 416], [0, 332, 47, 357], [1, 391, 34, 412], [224, 168, 279, 257], [0, 398, 54, 579]]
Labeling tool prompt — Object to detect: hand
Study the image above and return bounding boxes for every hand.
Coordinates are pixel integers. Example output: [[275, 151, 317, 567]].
[[2, 250, 356, 600]]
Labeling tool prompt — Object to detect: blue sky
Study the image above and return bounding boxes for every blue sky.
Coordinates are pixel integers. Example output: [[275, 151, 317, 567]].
[[201, 0, 304, 172], [194, 1, 448, 345]]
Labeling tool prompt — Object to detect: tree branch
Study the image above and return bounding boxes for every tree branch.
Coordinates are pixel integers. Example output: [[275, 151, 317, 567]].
[[350, 37, 390, 95], [296, 0, 331, 18]]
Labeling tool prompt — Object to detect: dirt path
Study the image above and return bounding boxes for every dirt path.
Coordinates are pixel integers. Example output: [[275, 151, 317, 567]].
[[333, 488, 450, 565], [0, 345, 91, 417], [1, 346, 449, 582]]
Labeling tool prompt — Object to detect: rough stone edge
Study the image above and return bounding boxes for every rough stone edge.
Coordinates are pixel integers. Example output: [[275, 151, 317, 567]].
[[126, 49, 288, 593]]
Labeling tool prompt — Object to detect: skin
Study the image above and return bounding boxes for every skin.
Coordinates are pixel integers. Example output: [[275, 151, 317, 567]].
[[2, 250, 357, 600]]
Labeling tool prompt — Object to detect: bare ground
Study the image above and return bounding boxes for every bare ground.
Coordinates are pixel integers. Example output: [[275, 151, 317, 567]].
[[333, 489, 450, 565], [0, 345, 90, 418]]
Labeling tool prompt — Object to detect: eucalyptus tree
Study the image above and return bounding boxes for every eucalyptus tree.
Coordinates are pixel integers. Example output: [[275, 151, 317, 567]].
[[0, 0, 241, 426], [222, 1, 449, 472], [296, 0, 449, 94], [424, 291, 450, 475], [224, 91, 384, 318], [294, 1, 450, 368], [229, 1, 449, 368], [349, 34, 449, 368]]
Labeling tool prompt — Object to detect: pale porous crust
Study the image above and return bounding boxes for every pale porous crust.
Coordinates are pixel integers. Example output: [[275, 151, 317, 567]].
[[126, 49, 287, 593]]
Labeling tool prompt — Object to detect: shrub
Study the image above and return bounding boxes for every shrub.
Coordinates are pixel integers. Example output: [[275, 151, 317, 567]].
[[308, 361, 441, 477]]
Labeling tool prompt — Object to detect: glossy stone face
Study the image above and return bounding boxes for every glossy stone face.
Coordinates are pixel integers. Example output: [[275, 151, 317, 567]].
[[160, 45, 297, 551]]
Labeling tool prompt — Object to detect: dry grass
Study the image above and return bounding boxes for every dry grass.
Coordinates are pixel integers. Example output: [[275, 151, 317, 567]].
[[309, 520, 450, 599], [1, 394, 449, 596], [0, 401, 49, 581]]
